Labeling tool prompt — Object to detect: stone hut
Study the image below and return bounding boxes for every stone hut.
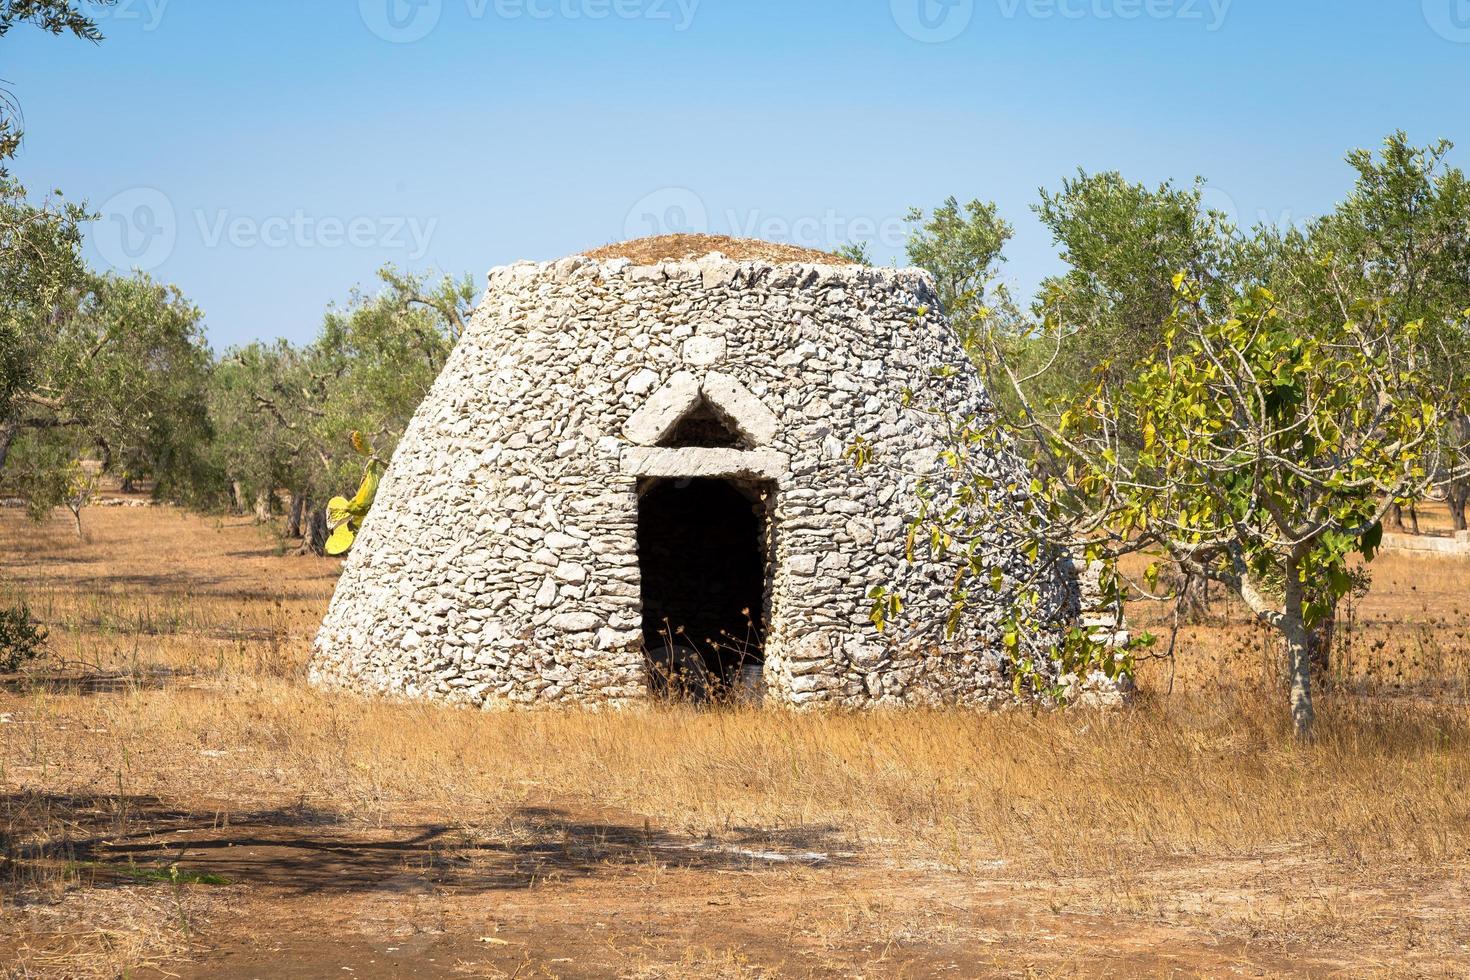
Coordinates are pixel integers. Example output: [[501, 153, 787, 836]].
[[310, 235, 1077, 708]]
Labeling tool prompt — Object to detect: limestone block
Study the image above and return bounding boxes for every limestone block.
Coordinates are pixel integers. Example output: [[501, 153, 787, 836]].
[[619, 446, 790, 481], [702, 371, 779, 445], [682, 335, 727, 366], [623, 370, 700, 445]]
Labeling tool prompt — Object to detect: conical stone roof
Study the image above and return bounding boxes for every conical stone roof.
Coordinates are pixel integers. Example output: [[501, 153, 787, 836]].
[[310, 240, 1080, 708]]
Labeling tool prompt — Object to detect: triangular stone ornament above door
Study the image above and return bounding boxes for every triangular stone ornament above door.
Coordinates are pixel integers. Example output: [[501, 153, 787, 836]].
[[623, 371, 779, 447]]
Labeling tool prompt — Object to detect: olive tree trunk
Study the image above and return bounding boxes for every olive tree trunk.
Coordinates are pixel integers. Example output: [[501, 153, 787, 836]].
[[1448, 480, 1469, 533], [1387, 502, 1421, 535], [0, 421, 17, 474], [253, 489, 272, 524], [286, 492, 306, 539], [1450, 419, 1470, 533], [297, 500, 328, 556]]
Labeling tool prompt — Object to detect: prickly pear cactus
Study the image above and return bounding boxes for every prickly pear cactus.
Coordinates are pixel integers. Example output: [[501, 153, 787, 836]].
[[325, 432, 386, 557]]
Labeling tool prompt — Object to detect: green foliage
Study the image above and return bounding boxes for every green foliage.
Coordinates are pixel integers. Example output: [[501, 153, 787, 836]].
[[66, 861, 231, 886], [1, 265, 213, 513], [834, 241, 873, 265], [206, 339, 317, 511], [904, 197, 1014, 327], [1325, 133, 1470, 324], [856, 445, 1145, 704], [1120, 282, 1440, 617], [2, 175, 214, 519], [949, 279, 1462, 733], [1010, 623, 1149, 703], [0, 0, 104, 38], [3, 430, 93, 527], [311, 266, 472, 489], [1240, 134, 1470, 358], [0, 175, 90, 420], [0, 602, 48, 673], [1029, 171, 1235, 401], [1265, 135, 1470, 523], [892, 136, 1470, 733]]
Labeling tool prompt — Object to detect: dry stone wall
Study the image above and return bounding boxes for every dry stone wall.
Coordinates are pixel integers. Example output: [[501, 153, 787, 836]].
[[310, 251, 1079, 708]]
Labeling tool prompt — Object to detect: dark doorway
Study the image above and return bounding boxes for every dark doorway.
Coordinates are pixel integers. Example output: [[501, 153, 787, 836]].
[[658, 398, 747, 449], [638, 477, 768, 699]]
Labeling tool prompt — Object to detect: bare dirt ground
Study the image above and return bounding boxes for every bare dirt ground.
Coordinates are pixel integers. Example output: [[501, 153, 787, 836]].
[[2, 506, 1469, 978]]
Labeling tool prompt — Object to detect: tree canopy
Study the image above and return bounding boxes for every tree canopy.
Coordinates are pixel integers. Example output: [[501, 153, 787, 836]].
[[891, 133, 1470, 737]]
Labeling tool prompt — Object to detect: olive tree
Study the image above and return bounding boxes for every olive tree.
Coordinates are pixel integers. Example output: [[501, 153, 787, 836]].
[[0, 175, 90, 467], [1309, 134, 1470, 531], [1, 245, 211, 525], [904, 196, 1015, 330], [1031, 171, 1237, 401], [207, 340, 313, 521]]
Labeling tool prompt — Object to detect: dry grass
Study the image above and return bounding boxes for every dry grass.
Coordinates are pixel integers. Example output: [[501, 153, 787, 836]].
[[3, 505, 1470, 976], [11, 681, 1467, 873]]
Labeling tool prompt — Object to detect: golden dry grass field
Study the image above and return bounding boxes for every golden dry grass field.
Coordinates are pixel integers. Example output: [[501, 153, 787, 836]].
[[2, 505, 1469, 978]]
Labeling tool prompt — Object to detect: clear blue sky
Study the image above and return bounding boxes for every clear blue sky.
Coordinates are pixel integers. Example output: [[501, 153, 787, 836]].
[[7, 0, 1468, 349]]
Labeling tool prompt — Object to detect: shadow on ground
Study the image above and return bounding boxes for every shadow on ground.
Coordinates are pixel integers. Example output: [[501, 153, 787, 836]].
[[0, 669, 204, 696], [2, 793, 855, 900]]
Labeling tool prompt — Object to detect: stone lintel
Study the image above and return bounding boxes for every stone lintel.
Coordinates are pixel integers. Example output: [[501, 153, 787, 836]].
[[620, 446, 789, 481]]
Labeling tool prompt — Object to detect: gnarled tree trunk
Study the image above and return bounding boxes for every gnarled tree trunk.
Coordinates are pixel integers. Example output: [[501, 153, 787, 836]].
[[1387, 501, 1422, 535], [1180, 570, 1210, 623], [286, 492, 306, 539], [297, 499, 328, 556], [0, 421, 18, 473], [1451, 419, 1470, 533], [1448, 480, 1469, 533]]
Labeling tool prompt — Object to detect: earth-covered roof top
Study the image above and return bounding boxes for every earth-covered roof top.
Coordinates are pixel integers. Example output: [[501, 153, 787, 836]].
[[581, 233, 857, 266]]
